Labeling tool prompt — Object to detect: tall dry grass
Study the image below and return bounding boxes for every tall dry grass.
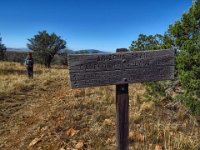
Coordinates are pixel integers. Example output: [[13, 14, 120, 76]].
[[0, 61, 68, 96]]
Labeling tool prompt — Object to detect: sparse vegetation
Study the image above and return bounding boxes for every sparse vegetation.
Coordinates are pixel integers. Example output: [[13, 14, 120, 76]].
[[0, 61, 200, 150], [5, 51, 28, 63]]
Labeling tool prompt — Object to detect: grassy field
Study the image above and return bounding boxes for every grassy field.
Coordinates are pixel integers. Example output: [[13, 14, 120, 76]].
[[0, 61, 200, 150]]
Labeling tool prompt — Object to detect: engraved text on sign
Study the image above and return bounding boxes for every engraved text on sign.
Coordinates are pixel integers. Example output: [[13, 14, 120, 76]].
[[68, 49, 175, 88]]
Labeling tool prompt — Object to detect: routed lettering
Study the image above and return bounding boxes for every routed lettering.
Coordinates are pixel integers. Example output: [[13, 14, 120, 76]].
[[68, 49, 175, 88]]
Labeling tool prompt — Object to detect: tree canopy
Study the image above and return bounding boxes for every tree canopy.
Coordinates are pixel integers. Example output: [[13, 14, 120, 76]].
[[168, 0, 200, 102], [27, 31, 66, 68], [129, 34, 171, 51], [0, 36, 7, 61]]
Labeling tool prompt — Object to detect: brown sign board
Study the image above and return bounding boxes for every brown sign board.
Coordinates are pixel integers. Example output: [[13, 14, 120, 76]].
[[68, 49, 175, 88]]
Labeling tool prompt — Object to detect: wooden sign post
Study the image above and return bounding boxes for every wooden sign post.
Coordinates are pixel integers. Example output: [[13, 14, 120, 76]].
[[68, 48, 175, 150], [116, 48, 129, 150]]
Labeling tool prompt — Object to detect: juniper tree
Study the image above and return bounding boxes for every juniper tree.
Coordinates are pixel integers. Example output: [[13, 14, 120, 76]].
[[166, 0, 200, 113], [130, 0, 200, 114], [129, 34, 170, 51], [27, 31, 66, 68]]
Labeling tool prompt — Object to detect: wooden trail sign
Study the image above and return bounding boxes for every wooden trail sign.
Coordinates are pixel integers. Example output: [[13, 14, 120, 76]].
[[68, 49, 175, 88], [68, 48, 175, 150]]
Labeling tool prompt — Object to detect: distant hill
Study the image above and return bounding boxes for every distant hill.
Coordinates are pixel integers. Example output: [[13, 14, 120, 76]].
[[7, 48, 107, 54], [73, 49, 107, 54], [7, 48, 31, 52], [60, 49, 107, 54], [5, 48, 107, 64], [59, 49, 74, 54]]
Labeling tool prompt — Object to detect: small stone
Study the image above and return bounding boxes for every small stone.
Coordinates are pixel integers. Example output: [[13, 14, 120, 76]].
[[75, 141, 84, 149], [66, 128, 76, 137]]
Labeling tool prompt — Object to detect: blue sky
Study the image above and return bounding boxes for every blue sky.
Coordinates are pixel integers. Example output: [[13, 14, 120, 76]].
[[0, 0, 192, 52]]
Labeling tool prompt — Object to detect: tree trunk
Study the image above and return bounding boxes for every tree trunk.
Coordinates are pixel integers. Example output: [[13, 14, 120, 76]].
[[45, 55, 52, 68]]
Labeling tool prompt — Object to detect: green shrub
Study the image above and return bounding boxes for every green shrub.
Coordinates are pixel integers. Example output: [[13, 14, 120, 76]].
[[130, 0, 200, 114], [175, 94, 200, 115]]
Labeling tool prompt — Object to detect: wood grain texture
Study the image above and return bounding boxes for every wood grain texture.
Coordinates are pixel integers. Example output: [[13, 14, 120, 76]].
[[116, 84, 129, 150], [116, 48, 129, 150], [68, 49, 175, 88]]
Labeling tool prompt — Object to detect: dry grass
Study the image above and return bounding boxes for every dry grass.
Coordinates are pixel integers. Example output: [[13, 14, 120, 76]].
[[0, 61, 200, 150], [0, 62, 67, 95]]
